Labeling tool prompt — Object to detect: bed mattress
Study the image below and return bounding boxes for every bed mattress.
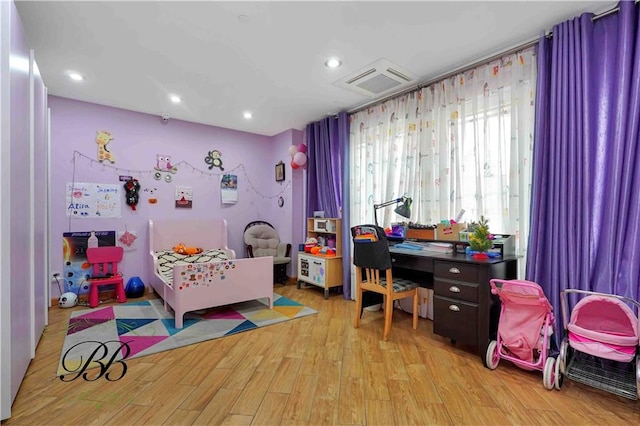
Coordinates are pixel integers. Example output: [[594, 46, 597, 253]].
[[156, 249, 231, 285]]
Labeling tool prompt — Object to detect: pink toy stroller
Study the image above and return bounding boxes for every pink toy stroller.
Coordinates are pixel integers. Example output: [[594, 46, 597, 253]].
[[485, 279, 559, 390], [557, 289, 640, 399]]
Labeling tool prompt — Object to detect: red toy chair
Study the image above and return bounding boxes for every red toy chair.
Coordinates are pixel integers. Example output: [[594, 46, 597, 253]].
[[86, 246, 126, 308]]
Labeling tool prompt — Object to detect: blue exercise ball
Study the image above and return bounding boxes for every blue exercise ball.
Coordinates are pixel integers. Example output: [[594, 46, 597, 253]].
[[125, 276, 145, 298]]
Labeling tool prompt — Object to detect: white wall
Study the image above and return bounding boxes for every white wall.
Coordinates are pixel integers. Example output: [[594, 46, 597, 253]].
[[0, 0, 48, 419]]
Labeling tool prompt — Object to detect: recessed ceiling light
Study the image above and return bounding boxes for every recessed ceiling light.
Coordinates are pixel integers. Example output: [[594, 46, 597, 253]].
[[169, 95, 181, 104], [243, 111, 253, 119], [237, 14, 249, 23], [325, 58, 342, 69], [68, 72, 84, 81]]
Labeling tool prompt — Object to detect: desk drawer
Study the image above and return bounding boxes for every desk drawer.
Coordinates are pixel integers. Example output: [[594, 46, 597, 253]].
[[390, 253, 432, 273], [434, 279, 478, 303], [434, 261, 478, 283], [433, 295, 478, 345]]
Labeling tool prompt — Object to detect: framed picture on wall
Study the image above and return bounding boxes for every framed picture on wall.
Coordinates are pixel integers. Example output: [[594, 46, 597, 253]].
[[275, 161, 285, 182]]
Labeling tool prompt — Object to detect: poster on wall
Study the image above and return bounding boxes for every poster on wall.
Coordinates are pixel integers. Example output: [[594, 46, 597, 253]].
[[66, 182, 122, 218], [62, 231, 116, 294], [175, 186, 193, 208], [221, 174, 238, 204]]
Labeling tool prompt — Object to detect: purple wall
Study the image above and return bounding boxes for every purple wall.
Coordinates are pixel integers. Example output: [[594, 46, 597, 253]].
[[288, 131, 306, 270], [49, 96, 298, 294]]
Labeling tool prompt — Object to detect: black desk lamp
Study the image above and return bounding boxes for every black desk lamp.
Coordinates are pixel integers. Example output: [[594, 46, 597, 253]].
[[373, 196, 412, 227]]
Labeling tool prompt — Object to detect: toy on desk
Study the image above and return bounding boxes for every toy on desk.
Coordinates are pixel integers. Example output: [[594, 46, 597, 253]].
[[385, 223, 406, 241]]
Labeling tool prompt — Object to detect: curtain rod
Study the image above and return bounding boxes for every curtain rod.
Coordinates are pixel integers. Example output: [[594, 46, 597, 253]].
[[347, 2, 623, 115]]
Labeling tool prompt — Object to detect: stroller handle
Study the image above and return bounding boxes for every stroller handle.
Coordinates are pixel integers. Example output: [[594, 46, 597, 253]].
[[560, 289, 640, 331]]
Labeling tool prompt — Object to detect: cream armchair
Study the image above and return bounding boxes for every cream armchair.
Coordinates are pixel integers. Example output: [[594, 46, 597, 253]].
[[243, 221, 291, 284]]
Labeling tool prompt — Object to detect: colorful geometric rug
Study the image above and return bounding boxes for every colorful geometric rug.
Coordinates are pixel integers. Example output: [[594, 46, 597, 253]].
[[56, 294, 316, 377]]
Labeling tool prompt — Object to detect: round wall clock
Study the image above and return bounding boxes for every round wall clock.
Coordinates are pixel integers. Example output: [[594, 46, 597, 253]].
[[278, 196, 284, 208]]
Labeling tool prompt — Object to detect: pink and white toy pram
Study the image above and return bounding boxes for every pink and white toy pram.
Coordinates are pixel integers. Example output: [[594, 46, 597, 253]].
[[486, 279, 559, 390], [557, 289, 640, 400]]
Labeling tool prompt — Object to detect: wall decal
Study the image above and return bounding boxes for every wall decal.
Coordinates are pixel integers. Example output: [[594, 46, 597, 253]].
[[143, 187, 158, 204], [155, 154, 177, 173], [154, 154, 177, 183], [205, 150, 224, 171], [96, 130, 115, 163]]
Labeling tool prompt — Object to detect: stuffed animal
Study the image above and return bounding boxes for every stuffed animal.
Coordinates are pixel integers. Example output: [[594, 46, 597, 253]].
[[173, 243, 203, 255], [320, 246, 336, 256]]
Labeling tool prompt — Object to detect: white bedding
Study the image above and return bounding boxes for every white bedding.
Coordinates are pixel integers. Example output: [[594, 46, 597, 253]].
[[156, 249, 231, 285]]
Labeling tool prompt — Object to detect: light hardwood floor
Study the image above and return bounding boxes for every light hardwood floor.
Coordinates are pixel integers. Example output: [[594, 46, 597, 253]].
[[3, 283, 640, 425]]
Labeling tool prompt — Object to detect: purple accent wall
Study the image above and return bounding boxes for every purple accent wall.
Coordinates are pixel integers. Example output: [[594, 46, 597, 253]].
[[269, 129, 303, 276], [289, 132, 305, 273], [49, 96, 298, 292]]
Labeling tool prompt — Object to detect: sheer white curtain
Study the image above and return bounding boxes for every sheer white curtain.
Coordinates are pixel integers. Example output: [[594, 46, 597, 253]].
[[350, 48, 536, 284]]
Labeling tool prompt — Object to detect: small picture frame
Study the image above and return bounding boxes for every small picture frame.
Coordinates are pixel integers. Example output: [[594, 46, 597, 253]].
[[275, 161, 285, 182]]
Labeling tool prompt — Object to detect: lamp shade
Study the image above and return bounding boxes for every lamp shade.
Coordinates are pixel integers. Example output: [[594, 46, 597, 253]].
[[394, 197, 412, 219], [373, 196, 412, 226]]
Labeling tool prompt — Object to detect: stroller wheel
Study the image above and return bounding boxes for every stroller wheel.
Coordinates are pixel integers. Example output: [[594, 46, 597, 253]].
[[543, 357, 556, 390], [485, 340, 500, 370], [559, 338, 569, 375], [554, 355, 563, 390], [636, 356, 640, 399]]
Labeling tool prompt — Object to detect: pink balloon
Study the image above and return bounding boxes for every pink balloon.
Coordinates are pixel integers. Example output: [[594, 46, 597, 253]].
[[291, 160, 300, 170], [293, 152, 307, 166], [288, 145, 298, 157], [297, 143, 307, 154]]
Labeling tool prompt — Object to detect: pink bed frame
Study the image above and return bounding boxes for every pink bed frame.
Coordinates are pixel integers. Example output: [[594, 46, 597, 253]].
[[148, 219, 273, 328]]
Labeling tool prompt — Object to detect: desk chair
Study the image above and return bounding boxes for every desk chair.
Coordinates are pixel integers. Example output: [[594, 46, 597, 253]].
[[352, 225, 419, 340], [86, 246, 126, 308]]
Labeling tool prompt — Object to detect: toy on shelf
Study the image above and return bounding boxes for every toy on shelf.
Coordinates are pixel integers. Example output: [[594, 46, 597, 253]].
[[304, 237, 318, 253]]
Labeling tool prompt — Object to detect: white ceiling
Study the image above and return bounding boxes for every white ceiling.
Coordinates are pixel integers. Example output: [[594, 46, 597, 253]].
[[16, 1, 616, 137]]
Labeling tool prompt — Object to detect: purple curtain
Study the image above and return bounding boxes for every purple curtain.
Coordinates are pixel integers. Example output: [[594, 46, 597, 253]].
[[305, 111, 351, 298], [528, 0, 640, 341]]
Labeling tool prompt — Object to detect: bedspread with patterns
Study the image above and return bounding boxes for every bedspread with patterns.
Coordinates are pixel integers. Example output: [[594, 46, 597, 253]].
[[156, 249, 230, 285]]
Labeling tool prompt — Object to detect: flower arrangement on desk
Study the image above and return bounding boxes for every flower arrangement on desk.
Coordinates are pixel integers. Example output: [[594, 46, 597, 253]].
[[468, 216, 494, 259]]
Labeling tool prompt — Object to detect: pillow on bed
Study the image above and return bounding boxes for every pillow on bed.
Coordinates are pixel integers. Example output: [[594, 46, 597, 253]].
[[156, 249, 231, 284]]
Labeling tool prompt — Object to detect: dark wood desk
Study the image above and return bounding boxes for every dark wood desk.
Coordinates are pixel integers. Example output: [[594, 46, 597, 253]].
[[389, 246, 518, 367]]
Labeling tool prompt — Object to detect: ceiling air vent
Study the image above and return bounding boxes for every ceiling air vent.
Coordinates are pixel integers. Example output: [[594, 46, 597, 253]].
[[334, 58, 416, 97]]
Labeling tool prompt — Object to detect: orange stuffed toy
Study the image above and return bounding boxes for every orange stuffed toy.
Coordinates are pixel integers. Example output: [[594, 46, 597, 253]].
[[173, 243, 203, 255]]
